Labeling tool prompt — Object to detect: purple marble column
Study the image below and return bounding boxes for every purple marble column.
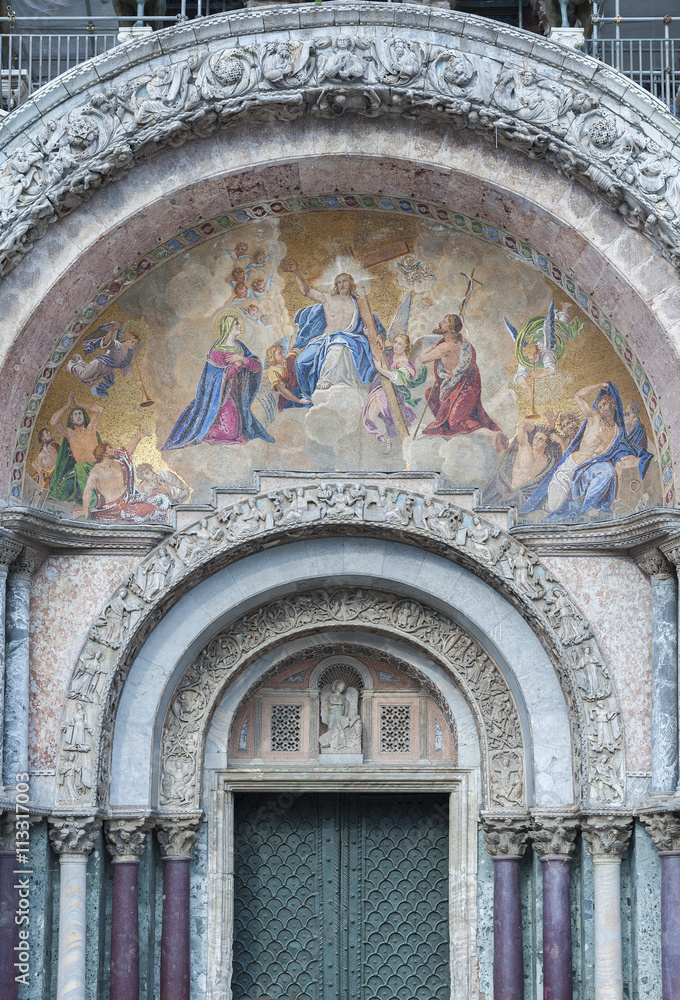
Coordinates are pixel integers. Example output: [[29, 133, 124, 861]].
[[105, 819, 150, 1000], [156, 818, 201, 1000], [542, 857, 573, 1000], [160, 858, 191, 1000], [493, 857, 524, 1000], [0, 822, 19, 1000], [660, 851, 680, 1000], [483, 815, 530, 1000], [111, 861, 140, 1000]]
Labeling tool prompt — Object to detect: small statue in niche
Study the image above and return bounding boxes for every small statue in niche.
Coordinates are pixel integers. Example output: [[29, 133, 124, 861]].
[[319, 680, 362, 754]]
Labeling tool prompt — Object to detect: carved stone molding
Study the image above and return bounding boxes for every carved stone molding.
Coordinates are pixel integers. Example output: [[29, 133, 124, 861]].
[[158, 587, 526, 811], [531, 814, 581, 856], [47, 814, 100, 856], [481, 813, 531, 857], [581, 814, 634, 857], [640, 812, 680, 853], [2, 9, 680, 279], [634, 546, 674, 580], [104, 817, 152, 861], [156, 815, 203, 858], [52, 484, 625, 812]]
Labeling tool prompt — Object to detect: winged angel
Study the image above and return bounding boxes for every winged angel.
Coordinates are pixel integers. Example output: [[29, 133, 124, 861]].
[[319, 680, 362, 754]]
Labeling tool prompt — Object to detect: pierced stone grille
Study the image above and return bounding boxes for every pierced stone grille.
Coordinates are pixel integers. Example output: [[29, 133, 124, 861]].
[[270, 704, 302, 752], [380, 705, 411, 753]]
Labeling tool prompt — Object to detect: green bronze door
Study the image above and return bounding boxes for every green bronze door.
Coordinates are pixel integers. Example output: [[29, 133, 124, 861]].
[[232, 793, 450, 1000]]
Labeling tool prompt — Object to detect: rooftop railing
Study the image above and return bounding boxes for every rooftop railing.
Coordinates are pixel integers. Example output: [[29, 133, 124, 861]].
[[0, 2, 679, 116]]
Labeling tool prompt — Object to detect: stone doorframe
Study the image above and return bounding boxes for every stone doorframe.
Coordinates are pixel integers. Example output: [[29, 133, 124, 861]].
[[51, 481, 626, 816], [205, 768, 478, 1000]]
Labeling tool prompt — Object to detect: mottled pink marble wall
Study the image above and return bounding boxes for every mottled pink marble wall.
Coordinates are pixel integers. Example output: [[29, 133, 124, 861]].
[[29, 554, 137, 770], [543, 554, 652, 773]]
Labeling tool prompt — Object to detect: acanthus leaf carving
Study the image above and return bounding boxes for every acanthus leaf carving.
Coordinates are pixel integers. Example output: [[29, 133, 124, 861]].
[[105, 817, 152, 860], [48, 814, 100, 856], [582, 814, 633, 856], [156, 815, 203, 858], [531, 814, 580, 856], [640, 811, 680, 853], [481, 813, 531, 857]]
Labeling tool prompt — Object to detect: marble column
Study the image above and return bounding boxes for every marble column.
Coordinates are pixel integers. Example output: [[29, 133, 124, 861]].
[[0, 539, 21, 790], [637, 549, 678, 794], [482, 814, 531, 1000], [3, 548, 45, 789], [157, 816, 202, 1000], [48, 815, 100, 1000], [105, 819, 151, 1000], [532, 815, 580, 1000], [0, 812, 19, 1000], [582, 815, 633, 1000], [641, 812, 680, 1000]]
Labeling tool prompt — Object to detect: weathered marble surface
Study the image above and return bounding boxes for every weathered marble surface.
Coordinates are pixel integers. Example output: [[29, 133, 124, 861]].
[[544, 555, 652, 772], [650, 575, 678, 792], [28, 555, 136, 771], [4, 574, 32, 784]]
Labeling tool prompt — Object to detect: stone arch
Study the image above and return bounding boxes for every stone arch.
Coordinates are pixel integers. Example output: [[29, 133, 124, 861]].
[[158, 591, 525, 811], [53, 484, 625, 815]]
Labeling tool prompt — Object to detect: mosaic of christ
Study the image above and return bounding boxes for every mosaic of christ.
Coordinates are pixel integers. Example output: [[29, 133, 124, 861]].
[[25, 210, 661, 524]]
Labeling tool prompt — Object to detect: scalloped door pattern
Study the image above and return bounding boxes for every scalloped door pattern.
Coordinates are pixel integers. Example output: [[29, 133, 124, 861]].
[[232, 793, 450, 1000]]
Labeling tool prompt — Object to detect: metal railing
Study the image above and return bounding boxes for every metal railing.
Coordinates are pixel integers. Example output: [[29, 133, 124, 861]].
[[1, 2, 680, 116]]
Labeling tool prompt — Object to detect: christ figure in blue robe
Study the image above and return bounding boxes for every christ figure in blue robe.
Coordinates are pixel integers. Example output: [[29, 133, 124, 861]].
[[521, 381, 652, 521], [283, 262, 385, 398]]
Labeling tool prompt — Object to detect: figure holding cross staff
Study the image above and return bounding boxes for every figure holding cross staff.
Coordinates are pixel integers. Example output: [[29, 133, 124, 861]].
[[282, 242, 412, 441]]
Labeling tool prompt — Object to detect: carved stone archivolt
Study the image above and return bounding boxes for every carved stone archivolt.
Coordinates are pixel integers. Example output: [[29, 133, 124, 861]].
[[159, 587, 525, 810], [53, 483, 625, 811], [2, 9, 680, 278]]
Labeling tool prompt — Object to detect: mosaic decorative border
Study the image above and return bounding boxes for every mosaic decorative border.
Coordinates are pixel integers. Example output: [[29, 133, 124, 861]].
[[10, 193, 674, 507]]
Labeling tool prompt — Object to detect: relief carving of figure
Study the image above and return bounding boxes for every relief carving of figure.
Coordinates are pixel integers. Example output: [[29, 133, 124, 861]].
[[316, 36, 370, 83], [319, 679, 362, 754], [175, 518, 223, 563], [59, 752, 92, 799], [62, 702, 93, 752], [91, 587, 145, 648], [69, 649, 106, 703], [261, 40, 313, 86], [491, 751, 524, 807]]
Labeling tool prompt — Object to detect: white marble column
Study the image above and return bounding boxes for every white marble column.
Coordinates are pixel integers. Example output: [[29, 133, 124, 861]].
[[0, 538, 21, 789], [3, 547, 45, 788], [49, 816, 100, 1000], [582, 816, 633, 1000]]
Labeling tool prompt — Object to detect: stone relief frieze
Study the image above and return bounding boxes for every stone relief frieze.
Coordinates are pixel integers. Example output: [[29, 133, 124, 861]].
[[159, 587, 525, 810], [52, 484, 624, 811], [2, 16, 680, 277]]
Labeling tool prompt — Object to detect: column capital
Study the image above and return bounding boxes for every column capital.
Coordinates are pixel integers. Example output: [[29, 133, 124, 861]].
[[156, 815, 203, 858], [0, 535, 22, 573], [9, 545, 47, 582], [105, 817, 152, 861], [0, 812, 16, 852], [634, 546, 675, 580], [531, 814, 580, 857], [481, 812, 531, 857], [582, 814, 633, 857], [640, 811, 680, 853], [48, 814, 101, 856]]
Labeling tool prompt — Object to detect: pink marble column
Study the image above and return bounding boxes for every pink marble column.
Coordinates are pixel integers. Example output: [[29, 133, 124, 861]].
[[156, 818, 202, 1000], [642, 812, 680, 1000], [532, 815, 580, 1000], [0, 814, 19, 1000], [483, 814, 530, 1000], [105, 820, 150, 1000]]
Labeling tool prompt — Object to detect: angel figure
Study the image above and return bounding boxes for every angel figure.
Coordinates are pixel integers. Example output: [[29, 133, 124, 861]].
[[506, 299, 559, 393], [319, 680, 362, 754]]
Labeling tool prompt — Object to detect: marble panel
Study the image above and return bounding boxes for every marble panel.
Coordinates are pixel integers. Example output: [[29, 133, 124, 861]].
[[28, 554, 137, 771], [543, 554, 652, 773]]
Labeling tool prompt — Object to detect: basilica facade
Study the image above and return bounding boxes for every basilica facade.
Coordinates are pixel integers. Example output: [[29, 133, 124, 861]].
[[0, 5, 679, 1000]]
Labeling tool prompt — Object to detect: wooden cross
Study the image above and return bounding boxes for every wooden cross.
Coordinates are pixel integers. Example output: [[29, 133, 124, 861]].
[[343, 241, 411, 441]]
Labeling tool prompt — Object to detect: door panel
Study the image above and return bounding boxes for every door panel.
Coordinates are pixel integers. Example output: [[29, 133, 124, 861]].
[[232, 793, 450, 1000]]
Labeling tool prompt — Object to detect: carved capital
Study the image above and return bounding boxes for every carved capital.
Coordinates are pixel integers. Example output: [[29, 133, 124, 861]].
[[481, 813, 531, 857], [0, 811, 18, 851], [640, 812, 680, 853], [156, 815, 202, 858], [531, 814, 580, 857], [105, 818, 152, 861], [48, 814, 100, 856], [10, 545, 47, 582], [634, 547, 674, 580], [0, 535, 22, 573], [581, 815, 633, 857]]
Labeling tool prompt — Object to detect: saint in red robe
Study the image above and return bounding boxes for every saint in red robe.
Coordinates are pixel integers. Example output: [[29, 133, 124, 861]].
[[423, 339, 501, 438]]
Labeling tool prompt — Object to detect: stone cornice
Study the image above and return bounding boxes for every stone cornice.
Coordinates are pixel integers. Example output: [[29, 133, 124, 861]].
[[1, 5, 680, 279], [511, 508, 680, 557], [0, 507, 171, 557]]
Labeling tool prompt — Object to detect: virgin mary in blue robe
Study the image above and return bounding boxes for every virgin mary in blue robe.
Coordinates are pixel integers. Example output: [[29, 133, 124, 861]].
[[162, 314, 274, 451], [521, 382, 652, 521], [292, 298, 385, 398]]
